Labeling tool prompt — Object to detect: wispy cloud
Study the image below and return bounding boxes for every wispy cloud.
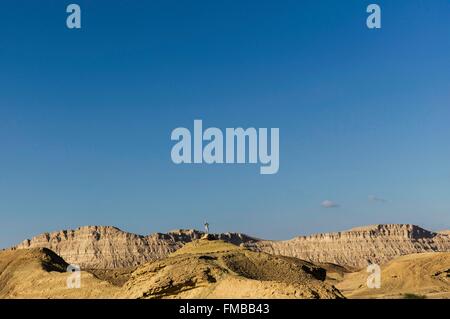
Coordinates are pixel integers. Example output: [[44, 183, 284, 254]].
[[368, 195, 388, 203], [321, 200, 339, 208]]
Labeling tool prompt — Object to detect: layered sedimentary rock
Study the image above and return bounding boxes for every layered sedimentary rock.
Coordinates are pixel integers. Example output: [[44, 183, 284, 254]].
[[245, 224, 450, 269], [0, 239, 343, 299], [12, 224, 450, 270], [13, 226, 255, 269], [14, 226, 184, 268]]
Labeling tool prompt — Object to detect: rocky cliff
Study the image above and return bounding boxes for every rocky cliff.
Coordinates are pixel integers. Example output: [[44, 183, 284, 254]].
[[121, 239, 343, 299], [12, 224, 450, 270], [13, 226, 256, 269], [245, 224, 450, 269]]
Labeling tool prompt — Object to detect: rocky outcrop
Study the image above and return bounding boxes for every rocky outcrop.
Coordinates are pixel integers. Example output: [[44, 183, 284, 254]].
[[15, 226, 181, 268], [12, 224, 450, 270], [13, 226, 256, 269], [0, 248, 119, 298], [1, 239, 343, 299], [244, 224, 450, 270]]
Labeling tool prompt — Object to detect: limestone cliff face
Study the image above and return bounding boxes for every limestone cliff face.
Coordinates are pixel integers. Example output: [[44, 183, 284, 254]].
[[244, 224, 450, 270], [13, 224, 450, 270], [15, 226, 183, 268], [13, 226, 255, 269]]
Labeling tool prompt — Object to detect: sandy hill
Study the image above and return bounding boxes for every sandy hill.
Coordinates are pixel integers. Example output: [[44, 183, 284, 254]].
[[0, 248, 119, 298], [0, 240, 344, 299], [11, 224, 450, 271], [336, 252, 450, 299], [121, 238, 344, 299]]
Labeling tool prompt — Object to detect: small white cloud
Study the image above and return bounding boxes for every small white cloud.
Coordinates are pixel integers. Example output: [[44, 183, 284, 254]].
[[321, 200, 339, 208], [368, 195, 388, 203]]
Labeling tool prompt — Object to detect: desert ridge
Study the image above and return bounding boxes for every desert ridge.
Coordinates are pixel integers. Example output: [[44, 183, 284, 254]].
[[0, 238, 343, 299], [11, 224, 450, 270], [1, 235, 449, 299], [1, 224, 449, 299]]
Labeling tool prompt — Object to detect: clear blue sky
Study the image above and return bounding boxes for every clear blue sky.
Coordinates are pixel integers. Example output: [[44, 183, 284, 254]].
[[1, 0, 449, 248]]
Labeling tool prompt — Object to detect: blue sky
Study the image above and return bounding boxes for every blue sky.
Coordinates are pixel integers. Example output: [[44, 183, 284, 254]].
[[1, 0, 449, 247]]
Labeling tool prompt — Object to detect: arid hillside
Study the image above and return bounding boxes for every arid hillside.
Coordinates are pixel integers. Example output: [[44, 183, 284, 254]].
[[13, 226, 255, 269], [121, 238, 344, 299], [0, 248, 119, 298], [11, 224, 450, 270], [336, 252, 450, 299], [0, 238, 343, 299], [2, 229, 449, 299]]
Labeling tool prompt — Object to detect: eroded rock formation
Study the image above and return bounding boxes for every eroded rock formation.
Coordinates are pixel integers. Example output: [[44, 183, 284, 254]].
[[246, 224, 450, 269], [12, 224, 450, 270]]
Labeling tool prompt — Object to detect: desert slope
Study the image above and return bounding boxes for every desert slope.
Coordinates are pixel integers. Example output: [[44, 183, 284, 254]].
[[11, 224, 450, 271], [0, 248, 119, 298], [0, 239, 344, 299], [121, 238, 344, 299], [336, 252, 450, 299], [13, 226, 255, 269], [245, 224, 450, 269]]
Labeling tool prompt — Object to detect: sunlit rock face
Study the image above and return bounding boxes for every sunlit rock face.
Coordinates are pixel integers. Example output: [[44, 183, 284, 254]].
[[245, 224, 450, 270], [12, 224, 450, 270]]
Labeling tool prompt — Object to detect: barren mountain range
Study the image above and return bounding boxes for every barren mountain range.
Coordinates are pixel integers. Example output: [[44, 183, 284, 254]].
[[1, 224, 450, 299], [0, 238, 347, 299], [11, 224, 450, 270]]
